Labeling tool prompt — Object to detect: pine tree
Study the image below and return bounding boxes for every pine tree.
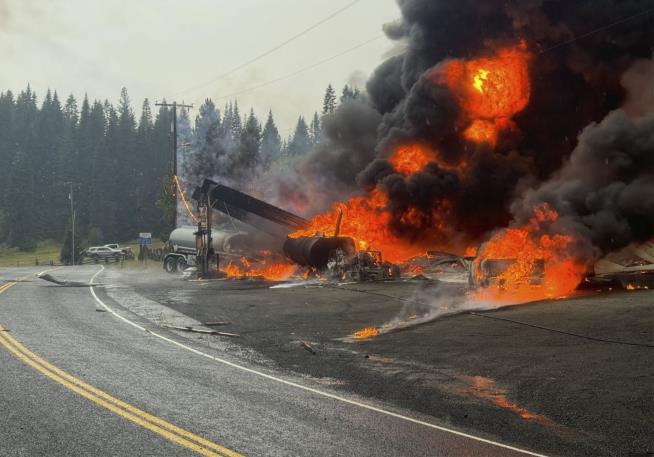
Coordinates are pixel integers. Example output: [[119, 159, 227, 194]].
[[0, 91, 15, 194], [231, 100, 242, 143], [340, 84, 361, 103], [4, 151, 36, 250], [36, 89, 66, 238], [56, 94, 80, 238], [287, 116, 311, 156], [260, 110, 281, 166], [134, 98, 154, 231], [238, 109, 261, 177], [96, 105, 119, 241], [322, 84, 336, 115], [185, 99, 221, 187], [152, 102, 175, 235], [114, 87, 138, 240], [177, 107, 192, 175], [63, 94, 79, 126], [340, 84, 352, 102], [194, 99, 220, 154], [309, 112, 321, 145], [83, 99, 107, 237]]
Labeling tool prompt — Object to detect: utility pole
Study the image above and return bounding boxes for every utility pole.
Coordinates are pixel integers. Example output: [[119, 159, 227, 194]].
[[66, 182, 75, 266], [155, 101, 193, 228]]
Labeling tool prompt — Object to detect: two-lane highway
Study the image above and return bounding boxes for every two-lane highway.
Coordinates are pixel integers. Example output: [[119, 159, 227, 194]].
[[0, 266, 547, 456]]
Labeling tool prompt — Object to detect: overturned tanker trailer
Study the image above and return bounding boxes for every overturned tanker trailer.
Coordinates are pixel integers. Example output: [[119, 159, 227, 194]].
[[192, 179, 398, 279], [283, 236, 356, 270]]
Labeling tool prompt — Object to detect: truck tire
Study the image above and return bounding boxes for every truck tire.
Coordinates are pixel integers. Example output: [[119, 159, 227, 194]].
[[164, 256, 178, 273], [176, 257, 188, 272]]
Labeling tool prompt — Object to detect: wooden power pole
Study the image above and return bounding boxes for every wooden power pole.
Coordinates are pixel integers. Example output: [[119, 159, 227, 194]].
[[154, 101, 193, 227]]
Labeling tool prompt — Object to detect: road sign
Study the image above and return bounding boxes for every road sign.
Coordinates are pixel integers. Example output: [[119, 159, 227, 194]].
[[139, 232, 152, 246]]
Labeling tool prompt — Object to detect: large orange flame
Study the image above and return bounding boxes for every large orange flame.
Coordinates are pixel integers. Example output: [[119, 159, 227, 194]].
[[224, 257, 296, 281], [290, 142, 469, 264], [440, 46, 530, 146], [472, 204, 586, 303], [389, 144, 467, 174], [289, 189, 431, 263], [389, 144, 436, 176]]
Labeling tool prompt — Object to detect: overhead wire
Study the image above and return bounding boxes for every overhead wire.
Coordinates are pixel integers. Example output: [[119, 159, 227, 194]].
[[179, 3, 654, 104], [469, 312, 654, 348], [538, 5, 654, 54], [210, 35, 383, 101], [168, 0, 364, 99]]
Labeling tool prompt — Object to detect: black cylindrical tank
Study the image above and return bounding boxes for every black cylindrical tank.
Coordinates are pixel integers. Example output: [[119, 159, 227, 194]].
[[283, 236, 356, 269]]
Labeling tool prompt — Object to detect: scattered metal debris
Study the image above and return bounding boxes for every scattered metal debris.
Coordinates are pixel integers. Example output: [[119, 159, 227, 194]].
[[301, 340, 316, 355], [161, 324, 239, 337], [37, 273, 101, 287]]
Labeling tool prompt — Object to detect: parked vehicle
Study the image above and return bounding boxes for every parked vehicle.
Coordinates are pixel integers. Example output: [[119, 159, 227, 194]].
[[104, 244, 134, 260], [82, 246, 124, 261]]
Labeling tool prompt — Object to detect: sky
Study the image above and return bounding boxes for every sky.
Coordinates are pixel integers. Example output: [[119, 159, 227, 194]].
[[0, 0, 402, 135]]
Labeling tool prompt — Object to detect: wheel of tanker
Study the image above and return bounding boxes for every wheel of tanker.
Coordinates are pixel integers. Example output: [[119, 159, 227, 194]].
[[176, 257, 187, 272], [164, 256, 178, 273]]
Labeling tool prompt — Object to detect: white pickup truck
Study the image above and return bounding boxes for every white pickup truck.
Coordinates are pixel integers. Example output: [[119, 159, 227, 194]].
[[104, 244, 134, 260], [82, 246, 124, 261]]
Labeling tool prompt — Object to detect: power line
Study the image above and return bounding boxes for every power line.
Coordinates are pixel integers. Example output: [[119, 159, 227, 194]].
[[208, 35, 383, 102], [469, 312, 654, 348], [539, 6, 654, 54], [168, 0, 364, 99]]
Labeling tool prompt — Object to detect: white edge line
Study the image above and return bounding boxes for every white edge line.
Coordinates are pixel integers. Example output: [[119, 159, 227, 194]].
[[89, 265, 549, 457]]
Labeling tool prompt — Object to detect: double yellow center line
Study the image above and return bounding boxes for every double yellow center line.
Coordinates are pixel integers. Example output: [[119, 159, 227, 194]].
[[0, 281, 15, 294], [0, 280, 243, 457]]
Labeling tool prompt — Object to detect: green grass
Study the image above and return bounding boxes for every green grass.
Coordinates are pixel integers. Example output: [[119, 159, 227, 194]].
[[0, 239, 168, 268], [0, 239, 62, 267]]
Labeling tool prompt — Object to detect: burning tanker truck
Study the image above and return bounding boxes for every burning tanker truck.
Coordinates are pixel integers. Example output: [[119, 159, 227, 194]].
[[167, 179, 400, 281]]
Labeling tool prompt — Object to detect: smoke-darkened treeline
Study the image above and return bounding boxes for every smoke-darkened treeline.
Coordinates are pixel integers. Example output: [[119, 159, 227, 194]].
[[180, 83, 360, 218], [0, 83, 359, 251], [0, 86, 176, 252]]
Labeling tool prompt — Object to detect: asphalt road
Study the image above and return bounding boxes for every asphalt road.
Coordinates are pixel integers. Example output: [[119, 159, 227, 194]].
[[121, 266, 654, 457], [0, 265, 545, 457]]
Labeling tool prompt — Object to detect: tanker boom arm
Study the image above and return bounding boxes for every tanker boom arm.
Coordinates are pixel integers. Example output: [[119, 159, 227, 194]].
[[193, 179, 309, 233]]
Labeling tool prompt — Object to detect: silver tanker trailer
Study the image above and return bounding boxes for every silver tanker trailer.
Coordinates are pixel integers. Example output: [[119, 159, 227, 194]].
[[163, 226, 249, 273]]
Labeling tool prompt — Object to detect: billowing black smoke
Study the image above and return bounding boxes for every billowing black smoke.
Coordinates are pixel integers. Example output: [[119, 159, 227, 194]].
[[513, 107, 654, 259], [279, 0, 654, 256], [276, 99, 382, 213]]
